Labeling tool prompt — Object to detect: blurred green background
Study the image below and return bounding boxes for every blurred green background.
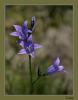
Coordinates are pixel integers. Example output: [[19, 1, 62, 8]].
[[5, 5, 73, 95]]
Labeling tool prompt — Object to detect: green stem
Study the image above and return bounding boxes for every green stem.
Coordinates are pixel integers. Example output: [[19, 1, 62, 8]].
[[32, 76, 40, 85], [32, 74, 46, 85], [29, 55, 33, 94]]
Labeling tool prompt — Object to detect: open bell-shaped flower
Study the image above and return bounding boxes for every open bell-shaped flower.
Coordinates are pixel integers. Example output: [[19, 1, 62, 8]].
[[46, 57, 66, 75], [10, 20, 32, 41], [18, 41, 42, 58]]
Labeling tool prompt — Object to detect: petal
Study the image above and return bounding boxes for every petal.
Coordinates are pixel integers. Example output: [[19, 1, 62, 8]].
[[28, 34, 32, 41], [22, 21, 28, 33], [47, 65, 54, 73], [28, 29, 32, 33], [58, 65, 64, 71], [10, 32, 19, 37], [47, 66, 57, 75], [30, 52, 35, 58], [18, 49, 27, 54], [13, 25, 22, 33], [34, 44, 42, 49], [23, 21, 27, 28], [19, 41, 24, 47], [54, 57, 60, 66], [47, 65, 53, 70], [47, 64, 59, 74], [19, 35, 22, 39]]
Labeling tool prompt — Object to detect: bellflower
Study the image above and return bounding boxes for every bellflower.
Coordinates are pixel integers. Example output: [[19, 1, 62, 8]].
[[10, 20, 32, 42], [18, 40, 42, 58], [46, 57, 65, 75]]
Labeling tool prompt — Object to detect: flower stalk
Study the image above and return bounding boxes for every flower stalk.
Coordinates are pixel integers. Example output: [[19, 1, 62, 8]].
[[29, 55, 33, 93]]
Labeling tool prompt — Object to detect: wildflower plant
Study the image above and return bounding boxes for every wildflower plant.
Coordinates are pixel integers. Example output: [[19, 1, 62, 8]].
[[10, 16, 66, 94]]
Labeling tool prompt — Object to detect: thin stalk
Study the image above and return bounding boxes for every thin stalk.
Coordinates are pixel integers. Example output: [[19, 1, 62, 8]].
[[32, 74, 46, 85], [29, 55, 33, 94], [32, 76, 40, 85]]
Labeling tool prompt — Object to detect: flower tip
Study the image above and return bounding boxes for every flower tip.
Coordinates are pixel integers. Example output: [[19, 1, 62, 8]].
[[30, 52, 35, 58], [34, 44, 43, 50], [23, 20, 28, 26], [58, 65, 64, 71], [56, 57, 60, 61], [10, 32, 19, 37], [54, 57, 60, 66], [32, 16, 36, 20]]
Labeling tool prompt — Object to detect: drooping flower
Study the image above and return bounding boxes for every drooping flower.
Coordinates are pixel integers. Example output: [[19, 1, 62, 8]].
[[46, 57, 66, 75], [18, 40, 42, 58], [10, 20, 32, 42]]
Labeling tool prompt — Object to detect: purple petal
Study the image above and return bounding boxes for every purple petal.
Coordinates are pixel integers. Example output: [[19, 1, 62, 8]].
[[47, 65, 53, 70], [18, 49, 27, 54], [10, 32, 19, 37], [47, 64, 60, 75], [47, 65, 54, 73], [19, 41, 24, 47], [34, 44, 42, 49], [13, 25, 22, 33], [23, 21, 27, 28], [28, 35, 32, 41], [58, 65, 64, 71], [28, 30, 32, 33], [30, 52, 35, 58], [47, 66, 57, 75], [54, 57, 60, 66], [19, 35, 23, 39]]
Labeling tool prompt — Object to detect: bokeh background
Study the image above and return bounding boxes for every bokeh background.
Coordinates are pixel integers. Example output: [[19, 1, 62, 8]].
[[5, 5, 73, 95]]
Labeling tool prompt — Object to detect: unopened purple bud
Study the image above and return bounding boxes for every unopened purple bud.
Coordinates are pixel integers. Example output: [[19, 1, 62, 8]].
[[30, 16, 36, 31]]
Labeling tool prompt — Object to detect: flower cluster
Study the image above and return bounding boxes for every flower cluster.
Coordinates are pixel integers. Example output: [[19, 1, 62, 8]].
[[10, 16, 42, 58], [10, 16, 66, 76]]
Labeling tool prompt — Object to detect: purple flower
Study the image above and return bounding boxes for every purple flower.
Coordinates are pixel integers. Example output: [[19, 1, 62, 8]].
[[10, 20, 32, 41], [30, 16, 36, 31], [46, 57, 65, 75], [10, 17, 42, 58], [18, 41, 42, 58]]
